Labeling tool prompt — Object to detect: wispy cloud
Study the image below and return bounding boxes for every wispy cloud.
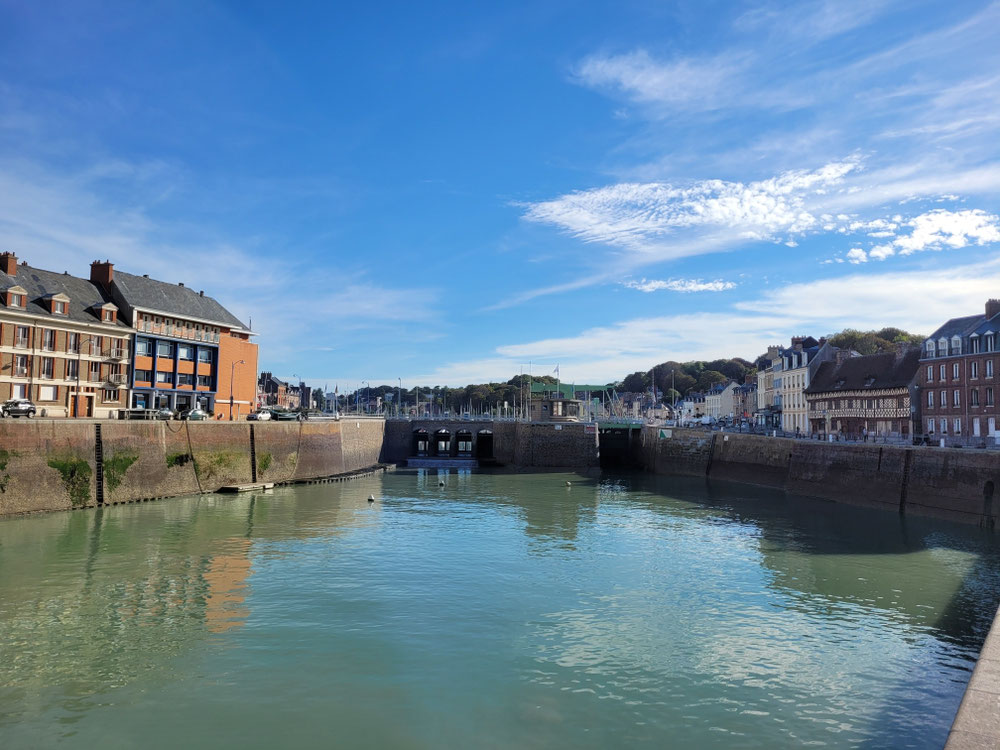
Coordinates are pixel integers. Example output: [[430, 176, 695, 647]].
[[624, 278, 736, 293]]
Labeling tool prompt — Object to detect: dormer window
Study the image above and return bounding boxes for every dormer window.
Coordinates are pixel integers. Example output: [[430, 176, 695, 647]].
[[971, 334, 981, 354], [864, 376, 876, 388], [951, 335, 962, 355], [5, 285, 26, 308], [926, 340, 936, 357], [938, 337, 948, 355], [104, 310, 114, 322], [49, 293, 70, 316]]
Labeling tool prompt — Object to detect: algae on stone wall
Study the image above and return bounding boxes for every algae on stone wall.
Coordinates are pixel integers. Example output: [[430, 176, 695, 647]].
[[193, 451, 240, 482], [257, 452, 272, 475], [0, 448, 19, 493], [47, 457, 92, 507], [166, 451, 192, 469], [103, 452, 138, 493]]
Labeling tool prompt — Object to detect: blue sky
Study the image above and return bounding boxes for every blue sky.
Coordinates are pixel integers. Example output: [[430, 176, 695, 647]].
[[2, 1, 999, 389]]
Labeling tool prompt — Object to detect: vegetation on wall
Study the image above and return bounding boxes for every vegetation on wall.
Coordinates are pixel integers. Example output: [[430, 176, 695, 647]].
[[257, 452, 272, 475], [103, 452, 138, 493], [166, 451, 192, 469], [47, 457, 92, 507], [0, 448, 19, 493]]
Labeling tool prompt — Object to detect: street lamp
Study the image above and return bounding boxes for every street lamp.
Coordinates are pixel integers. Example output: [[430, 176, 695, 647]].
[[398, 377, 402, 418], [363, 381, 370, 415], [229, 359, 245, 420]]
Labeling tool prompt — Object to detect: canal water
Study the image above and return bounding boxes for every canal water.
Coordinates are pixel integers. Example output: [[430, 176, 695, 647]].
[[1, 471, 999, 749]]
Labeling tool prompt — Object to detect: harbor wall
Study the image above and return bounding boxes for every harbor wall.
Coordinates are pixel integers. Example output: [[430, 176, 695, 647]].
[[639, 427, 1000, 526], [0, 419, 387, 516]]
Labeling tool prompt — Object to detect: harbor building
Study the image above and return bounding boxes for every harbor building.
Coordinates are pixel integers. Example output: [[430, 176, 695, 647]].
[[89, 261, 257, 417], [917, 299, 1000, 444], [805, 346, 921, 439], [0, 253, 131, 417]]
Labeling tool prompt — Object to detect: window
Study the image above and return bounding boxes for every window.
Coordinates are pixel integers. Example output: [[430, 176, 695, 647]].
[[66, 360, 78, 380], [972, 336, 982, 353], [134, 369, 152, 383], [14, 326, 28, 348], [156, 371, 172, 384], [90, 336, 101, 356], [156, 341, 173, 358], [954, 418, 962, 434], [197, 349, 213, 363], [926, 340, 936, 357], [54, 301, 66, 315], [952, 336, 962, 355], [102, 389, 117, 402], [13, 354, 27, 377], [89, 361, 101, 381], [67, 332, 79, 354], [972, 389, 980, 406], [988, 388, 995, 406], [39, 385, 57, 401], [940, 390, 947, 408], [926, 365, 933, 382], [940, 364, 946, 380], [953, 363, 960, 379], [940, 418, 948, 434], [197, 374, 212, 388], [136, 338, 152, 356], [103, 309, 114, 322], [12, 384, 26, 399], [110, 338, 125, 358], [177, 372, 194, 386], [42, 329, 54, 351], [954, 389, 961, 407], [971, 361, 979, 379], [927, 418, 935, 434], [988, 334, 996, 353], [988, 360, 995, 378], [178, 344, 194, 360], [41, 357, 53, 379], [9, 293, 23, 308]]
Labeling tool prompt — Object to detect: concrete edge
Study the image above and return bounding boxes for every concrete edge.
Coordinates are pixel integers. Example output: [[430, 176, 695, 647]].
[[946, 603, 1000, 748]]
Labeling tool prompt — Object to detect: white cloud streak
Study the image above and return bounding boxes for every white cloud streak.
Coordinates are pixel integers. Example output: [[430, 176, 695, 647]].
[[624, 278, 736, 293]]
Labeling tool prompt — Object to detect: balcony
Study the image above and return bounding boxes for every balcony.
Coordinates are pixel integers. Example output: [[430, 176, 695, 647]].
[[13, 367, 28, 378], [106, 374, 127, 387], [105, 348, 127, 361]]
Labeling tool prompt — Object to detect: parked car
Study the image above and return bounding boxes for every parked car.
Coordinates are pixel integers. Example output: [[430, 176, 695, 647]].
[[1, 398, 36, 418], [272, 410, 300, 421], [247, 410, 273, 421], [155, 407, 177, 420], [179, 408, 209, 421]]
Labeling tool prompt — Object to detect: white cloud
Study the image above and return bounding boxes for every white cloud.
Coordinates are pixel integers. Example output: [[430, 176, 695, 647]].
[[846, 248, 868, 264], [575, 50, 745, 110], [522, 158, 861, 253], [623, 277, 736, 293], [894, 208, 1000, 254]]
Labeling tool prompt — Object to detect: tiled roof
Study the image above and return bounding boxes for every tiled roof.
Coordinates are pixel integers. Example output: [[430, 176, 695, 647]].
[[927, 314, 983, 341], [805, 346, 921, 394], [113, 270, 249, 330], [0, 264, 128, 328]]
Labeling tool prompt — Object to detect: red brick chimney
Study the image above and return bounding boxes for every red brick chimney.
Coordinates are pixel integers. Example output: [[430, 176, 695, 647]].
[[0, 252, 17, 276], [90, 260, 114, 289], [986, 299, 1000, 320]]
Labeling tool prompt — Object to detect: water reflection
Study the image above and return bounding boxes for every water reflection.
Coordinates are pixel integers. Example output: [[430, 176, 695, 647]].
[[0, 471, 998, 749]]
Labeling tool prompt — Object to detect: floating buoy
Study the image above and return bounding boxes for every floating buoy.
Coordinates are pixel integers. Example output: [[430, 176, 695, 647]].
[[438, 480, 445, 486], [368, 494, 375, 503], [566, 481, 572, 487]]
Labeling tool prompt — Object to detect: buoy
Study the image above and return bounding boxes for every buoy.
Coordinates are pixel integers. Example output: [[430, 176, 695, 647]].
[[566, 481, 572, 487], [438, 480, 445, 486], [368, 494, 375, 503]]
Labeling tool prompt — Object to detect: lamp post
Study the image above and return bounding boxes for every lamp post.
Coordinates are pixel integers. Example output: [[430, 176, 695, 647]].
[[229, 359, 245, 420], [363, 381, 370, 415], [398, 377, 402, 418]]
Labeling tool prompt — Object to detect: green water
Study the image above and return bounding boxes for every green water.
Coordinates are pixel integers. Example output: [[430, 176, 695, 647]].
[[1, 471, 999, 749]]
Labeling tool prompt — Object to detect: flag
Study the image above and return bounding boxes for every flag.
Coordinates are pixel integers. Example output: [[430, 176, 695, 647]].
[[553, 365, 559, 376]]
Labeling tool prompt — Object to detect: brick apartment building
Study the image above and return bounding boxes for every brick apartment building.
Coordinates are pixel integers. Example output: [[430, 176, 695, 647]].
[[0, 252, 131, 417], [805, 345, 921, 438], [917, 299, 1000, 443], [89, 261, 258, 419]]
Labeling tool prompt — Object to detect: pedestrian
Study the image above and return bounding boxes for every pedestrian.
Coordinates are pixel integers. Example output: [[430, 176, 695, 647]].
[[863, 427, 868, 443]]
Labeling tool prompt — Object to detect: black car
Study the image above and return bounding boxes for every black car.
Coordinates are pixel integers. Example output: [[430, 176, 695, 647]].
[[2, 398, 37, 418]]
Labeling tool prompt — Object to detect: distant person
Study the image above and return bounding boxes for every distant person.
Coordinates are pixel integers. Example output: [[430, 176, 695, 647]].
[[863, 427, 868, 443]]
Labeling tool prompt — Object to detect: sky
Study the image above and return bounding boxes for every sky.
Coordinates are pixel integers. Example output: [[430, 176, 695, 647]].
[[1, 0, 999, 389]]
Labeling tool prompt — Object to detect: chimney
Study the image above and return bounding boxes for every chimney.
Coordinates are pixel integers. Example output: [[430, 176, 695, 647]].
[[199, 290, 204, 297], [818, 337, 827, 347], [90, 260, 114, 288], [178, 282, 184, 287], [987, 299, 1000, 320], [0, 252, 17, 276], [835, 348, 853, 365]]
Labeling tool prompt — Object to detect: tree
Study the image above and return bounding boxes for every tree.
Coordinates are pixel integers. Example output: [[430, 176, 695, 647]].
[[622, 371, 650, 393], [696, 370, 728, 391]]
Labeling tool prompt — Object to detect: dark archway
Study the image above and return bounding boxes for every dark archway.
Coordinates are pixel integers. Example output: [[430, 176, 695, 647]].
[[456, 430, 473, 457], [412, 429, 429, 457], [433, 429, 451, 457], [476, 430, 494, 459]]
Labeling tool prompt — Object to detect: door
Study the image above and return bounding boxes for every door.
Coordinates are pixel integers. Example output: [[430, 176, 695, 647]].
[[990, 417, 997, 437], [974, 418, 981, 437]]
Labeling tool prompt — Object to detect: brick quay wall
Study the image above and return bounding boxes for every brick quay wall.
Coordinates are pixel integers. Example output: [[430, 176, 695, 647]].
[[637, 427, 1000, 526], [0, 419, 386, 516]]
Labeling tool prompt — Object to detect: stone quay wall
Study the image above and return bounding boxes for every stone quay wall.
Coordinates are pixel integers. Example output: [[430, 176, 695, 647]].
[[0, 419, 386, 517], [638, 427, 1000, 526]]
